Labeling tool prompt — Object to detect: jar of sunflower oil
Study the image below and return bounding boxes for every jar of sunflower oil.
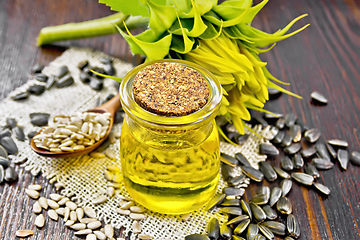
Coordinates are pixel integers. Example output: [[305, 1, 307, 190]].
[[119, 59, 222, 214]]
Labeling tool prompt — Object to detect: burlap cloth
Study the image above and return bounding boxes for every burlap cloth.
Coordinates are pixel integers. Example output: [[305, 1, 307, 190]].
[[2, 48, 274, 239]]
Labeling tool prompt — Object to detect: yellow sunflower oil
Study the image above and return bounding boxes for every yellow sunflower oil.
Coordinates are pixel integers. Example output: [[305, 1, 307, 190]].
[[119, 59, 222, 214]]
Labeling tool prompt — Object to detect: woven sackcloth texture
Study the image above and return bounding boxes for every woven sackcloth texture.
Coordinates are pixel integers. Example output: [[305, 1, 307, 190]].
[[1, 48, 274, 239]]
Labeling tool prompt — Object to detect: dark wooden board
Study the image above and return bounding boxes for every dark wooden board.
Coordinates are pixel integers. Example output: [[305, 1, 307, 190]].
[[1, 0, 360, 239]]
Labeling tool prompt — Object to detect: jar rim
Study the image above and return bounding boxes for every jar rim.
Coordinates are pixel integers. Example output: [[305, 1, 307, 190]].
[[119, 59, 222, 126]]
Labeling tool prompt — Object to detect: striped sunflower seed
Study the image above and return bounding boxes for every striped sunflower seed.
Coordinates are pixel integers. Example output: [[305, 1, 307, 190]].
[[259, 143, 279, 157], [301, 147, 317, 158], [314, 182, 330, 195], [262, 221, 286, 236], [258, 223, 275, 240], [219, 207, 242, 216], [284, 113, 297, 128], [289, 125, 301, 143], [315, 143, 331, 161], [205, 194, 226, 211], [276, 196, 292, 215], [284, 143, 302, 155], [337, 149, 349, 170], [242, 166, 264, 182], [235, 152, 251, 166], [252, 234, 266, 240], [247, 223, 259, 240], [249, 202, 266, 222], [280, 179, 292, 197], [226, 215, 249, 225], [258, 161, 277, 182], [313, 158, 334, 170], [328, 139, 348, 148], [240, 200, 253, 220], [280, 156, 294, 171], [287, 214, 301, 238], [326, 143, 337, 158], [273, 166, 290, 179], [304, 162, 320, 178], [262, 205, 278, 220], [269, 187, 282, 207], [207, 218, 220, 240], [257, 186, 270, 200], [220, 153, 239, 167], [233, 219, 250, 235], [292, 153, 304, 169], [291, 172, 314, 186], [250, 194, 268, 205], [350, 151, 360, 166]]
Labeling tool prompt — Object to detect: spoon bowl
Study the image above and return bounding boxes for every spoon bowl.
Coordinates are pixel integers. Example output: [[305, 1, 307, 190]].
[[31, 94, 121, 158]]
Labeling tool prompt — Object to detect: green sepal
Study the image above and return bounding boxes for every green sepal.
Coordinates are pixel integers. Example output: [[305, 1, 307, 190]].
[[179, 0, 218, 18], [203, 1, 251, 28], [199, 20, 223, 40], [170, 18, 195, 54], [146, 0, 178, 34], [119, 23, 173, 60]]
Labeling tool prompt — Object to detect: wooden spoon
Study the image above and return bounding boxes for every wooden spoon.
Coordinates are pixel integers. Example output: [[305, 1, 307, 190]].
[[31, 94, 121, 158]]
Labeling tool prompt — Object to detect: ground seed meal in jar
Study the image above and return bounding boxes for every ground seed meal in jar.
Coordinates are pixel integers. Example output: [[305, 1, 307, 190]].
[[119, 60, 222, 214]]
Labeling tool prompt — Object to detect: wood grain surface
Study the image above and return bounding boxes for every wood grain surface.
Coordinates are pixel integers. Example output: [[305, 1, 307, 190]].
[[1, 0, 360, 239]]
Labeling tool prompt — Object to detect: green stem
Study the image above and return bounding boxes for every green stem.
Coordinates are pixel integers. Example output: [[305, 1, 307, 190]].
[[37, 13, 133, 46]]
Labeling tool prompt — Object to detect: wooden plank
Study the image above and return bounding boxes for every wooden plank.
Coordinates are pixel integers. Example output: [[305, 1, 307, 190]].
[[0, 0, 359, 239]]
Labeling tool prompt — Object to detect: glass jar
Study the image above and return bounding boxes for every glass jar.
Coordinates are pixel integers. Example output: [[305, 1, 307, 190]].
[[119, 59, 222, 214]]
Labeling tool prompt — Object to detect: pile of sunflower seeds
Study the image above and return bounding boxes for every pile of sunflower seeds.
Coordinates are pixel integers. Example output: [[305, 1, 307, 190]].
[[0, 117, 26, 183], [185, 88, 359, 239], [23, 184, 127, 239], [22, 182, 150, 240], [11, 58, 117, 101], [78, 58, 116, 91], [32, 112, 111, 153]]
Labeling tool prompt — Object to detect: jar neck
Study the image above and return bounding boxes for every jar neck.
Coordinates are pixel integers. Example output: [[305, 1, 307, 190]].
[[119, 59, 222, 128]]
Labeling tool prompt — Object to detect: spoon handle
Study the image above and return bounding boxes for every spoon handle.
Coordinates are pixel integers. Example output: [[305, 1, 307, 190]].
[[93, 94, 121, 115]]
